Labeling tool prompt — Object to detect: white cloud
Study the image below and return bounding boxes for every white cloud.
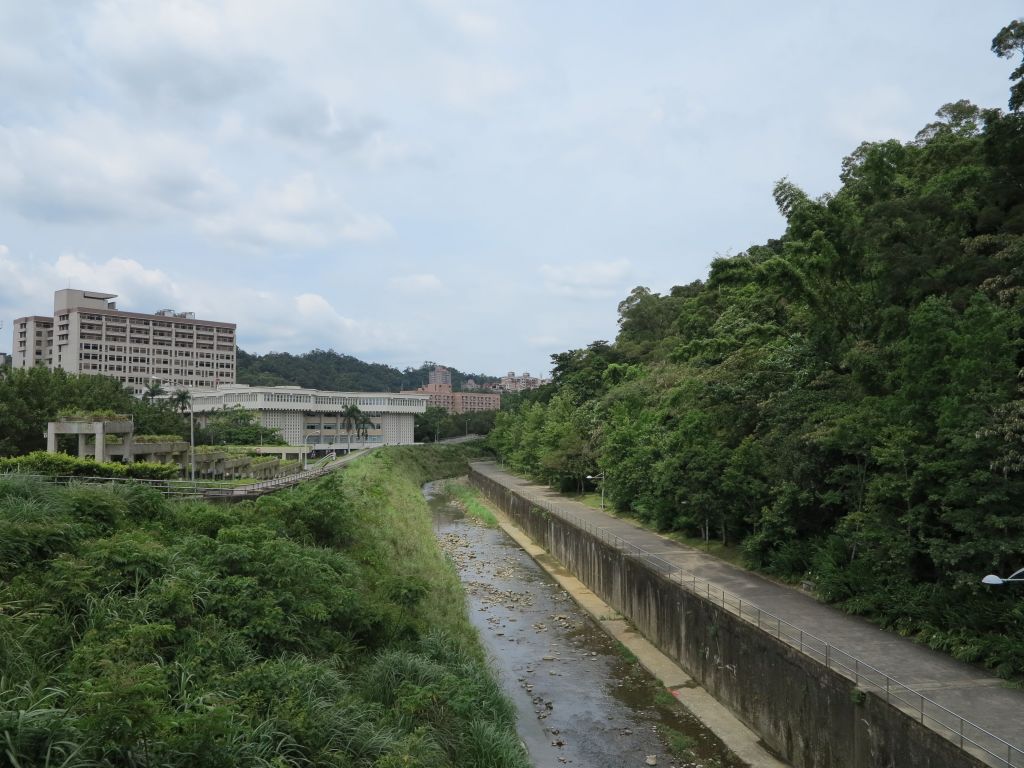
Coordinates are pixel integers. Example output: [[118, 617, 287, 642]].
[[390, 274, 443, 294], [0, 112, 228, 222], [527, 334, 561, 348], [827, 85, 913, 145], [196, 172, 393, 249], [0, 247, 183, 327], [540, 259, 632, 299]]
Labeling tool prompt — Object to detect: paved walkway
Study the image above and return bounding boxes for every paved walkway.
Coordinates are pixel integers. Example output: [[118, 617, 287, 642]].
[[200, 448, 371, 499], [472, 462, 1024, 768]]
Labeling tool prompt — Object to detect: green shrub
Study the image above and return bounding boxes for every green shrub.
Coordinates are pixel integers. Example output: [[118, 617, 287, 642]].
[[0, 446, 528, 767]]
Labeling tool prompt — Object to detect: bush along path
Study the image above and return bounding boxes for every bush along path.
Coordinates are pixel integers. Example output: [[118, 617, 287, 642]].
[[0, 443, 528, 768]]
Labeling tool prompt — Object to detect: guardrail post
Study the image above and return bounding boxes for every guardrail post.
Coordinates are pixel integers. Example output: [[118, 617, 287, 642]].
[[826, 644, 830, 668]]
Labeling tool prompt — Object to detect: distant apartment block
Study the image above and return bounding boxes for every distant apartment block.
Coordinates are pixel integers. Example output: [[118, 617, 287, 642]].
[[0, 351, 9, 367], [401, 380, 501, 414], [499, 370, 549, 392], [428, 365, 452, 387], [12, 289, 236, 396]]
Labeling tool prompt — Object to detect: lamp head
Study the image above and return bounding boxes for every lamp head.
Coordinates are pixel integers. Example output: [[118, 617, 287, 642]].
[[982, 574, 1004, 586]]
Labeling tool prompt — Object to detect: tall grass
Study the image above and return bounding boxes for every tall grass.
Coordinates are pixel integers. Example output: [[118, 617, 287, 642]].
[[445, 480, 498, 527], [0, 445, 527, 767]]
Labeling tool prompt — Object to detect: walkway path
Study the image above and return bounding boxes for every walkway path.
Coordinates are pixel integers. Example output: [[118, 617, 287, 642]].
[[472, 461, 1024, 768], [202, 449, 371, 499]]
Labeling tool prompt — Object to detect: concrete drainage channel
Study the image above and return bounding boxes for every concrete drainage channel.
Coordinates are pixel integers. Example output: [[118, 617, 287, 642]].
[[427, 480, 782, 768], [469, 464, 997, 768]]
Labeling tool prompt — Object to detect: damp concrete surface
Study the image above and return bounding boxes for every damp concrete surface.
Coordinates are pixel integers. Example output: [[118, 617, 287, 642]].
[[425, 481, 747, 768]]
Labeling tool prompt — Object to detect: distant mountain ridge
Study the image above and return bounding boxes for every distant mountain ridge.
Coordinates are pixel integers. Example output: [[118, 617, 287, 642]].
[[236, 348, 500, 392]]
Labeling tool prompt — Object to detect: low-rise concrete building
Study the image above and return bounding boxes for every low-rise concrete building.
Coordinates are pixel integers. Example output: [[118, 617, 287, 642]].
[[188, 384, 429, 450]]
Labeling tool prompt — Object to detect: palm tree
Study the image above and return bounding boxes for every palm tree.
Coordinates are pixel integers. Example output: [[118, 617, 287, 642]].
[[142, 379, 166, 402], [340, 404, 362, 453], [357, 413, 372, 445], [170, 389, 192, 415]]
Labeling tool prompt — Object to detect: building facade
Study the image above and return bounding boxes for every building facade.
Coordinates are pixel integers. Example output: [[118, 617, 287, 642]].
[[12, 289, 236, 396], [499, 370, 549, 392], [428, 365, 452, 387], [12, 316, 54, 370], [400, 381, 500, 414], [189, 384, 429, 449]]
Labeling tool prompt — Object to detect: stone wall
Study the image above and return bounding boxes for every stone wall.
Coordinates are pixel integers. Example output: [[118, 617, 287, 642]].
[[469, 468, 985, 768]]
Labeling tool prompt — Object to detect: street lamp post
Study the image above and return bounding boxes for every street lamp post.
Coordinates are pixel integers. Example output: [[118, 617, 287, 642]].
[[189, 402, 196, 483], [982, 567, 1024, 585], [586, 473, 605, 512]]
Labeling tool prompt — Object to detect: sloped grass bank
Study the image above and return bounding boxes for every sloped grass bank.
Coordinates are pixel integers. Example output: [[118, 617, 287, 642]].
[[0, 444, 526, 767]]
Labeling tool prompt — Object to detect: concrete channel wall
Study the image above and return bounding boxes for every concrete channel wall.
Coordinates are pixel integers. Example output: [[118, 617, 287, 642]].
[[469, 469, 985, 768]]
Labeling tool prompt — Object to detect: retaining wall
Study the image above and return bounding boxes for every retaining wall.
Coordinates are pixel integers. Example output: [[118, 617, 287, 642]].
[[470, 468, 985, 768]]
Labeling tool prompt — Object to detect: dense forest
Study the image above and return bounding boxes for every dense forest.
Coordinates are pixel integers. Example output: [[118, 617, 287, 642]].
[[237, 349, 499, 392], [490, 23, 1024, 678], [0, 445, 528, 767]]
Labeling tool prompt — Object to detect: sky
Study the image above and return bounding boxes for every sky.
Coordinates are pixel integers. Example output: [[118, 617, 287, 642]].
[[0, 1, 1020, 378]]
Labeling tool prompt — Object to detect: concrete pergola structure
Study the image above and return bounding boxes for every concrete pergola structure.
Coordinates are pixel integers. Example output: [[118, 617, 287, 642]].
[[46, 418, 134, 463]]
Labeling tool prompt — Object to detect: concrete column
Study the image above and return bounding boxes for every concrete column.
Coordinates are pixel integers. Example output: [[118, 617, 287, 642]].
[[46, 423, 58, 453], [78, 433, 87, 457], [93, 422, 105, 463]]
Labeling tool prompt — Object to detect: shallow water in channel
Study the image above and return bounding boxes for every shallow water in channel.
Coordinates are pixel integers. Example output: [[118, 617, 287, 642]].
[[425, 480, 747, 768]]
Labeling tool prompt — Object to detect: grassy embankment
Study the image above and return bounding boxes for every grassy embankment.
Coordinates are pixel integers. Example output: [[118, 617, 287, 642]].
[[444, 479, 498, 527], [0, 442, 527, 767]]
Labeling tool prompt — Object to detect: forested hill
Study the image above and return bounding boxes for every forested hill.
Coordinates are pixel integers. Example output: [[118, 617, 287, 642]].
[[491, 24, 1024, 679], [236, 348, 499, 392]]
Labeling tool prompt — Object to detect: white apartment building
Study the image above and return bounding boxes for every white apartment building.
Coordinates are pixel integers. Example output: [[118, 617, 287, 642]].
[[12, 289, 236, 396], [189, 384, 429, 449], [11, 316, 53, 369]]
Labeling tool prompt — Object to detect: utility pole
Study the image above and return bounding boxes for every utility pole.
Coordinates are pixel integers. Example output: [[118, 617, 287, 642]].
[[189, 402, 196, 482]]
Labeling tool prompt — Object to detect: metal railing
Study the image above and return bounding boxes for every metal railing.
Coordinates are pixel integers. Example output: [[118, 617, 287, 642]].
[[0, 461, 345, 499], [473, 463, 1023, 768]]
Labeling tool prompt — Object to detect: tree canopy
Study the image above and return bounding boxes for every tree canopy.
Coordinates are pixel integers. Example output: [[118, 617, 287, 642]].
[[0, 368, 190, 457], [490, 23, 1024, 680], [237, 348, 499, 392]]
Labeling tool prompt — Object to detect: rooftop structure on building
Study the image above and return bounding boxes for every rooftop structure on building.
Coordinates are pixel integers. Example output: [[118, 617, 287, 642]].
[[188, 384, 429, 449], [12, 289, 236, 396]]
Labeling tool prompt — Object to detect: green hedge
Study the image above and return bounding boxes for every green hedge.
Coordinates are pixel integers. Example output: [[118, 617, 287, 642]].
[[0, 451, 179, 480], [134, 434, 188, 444]]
